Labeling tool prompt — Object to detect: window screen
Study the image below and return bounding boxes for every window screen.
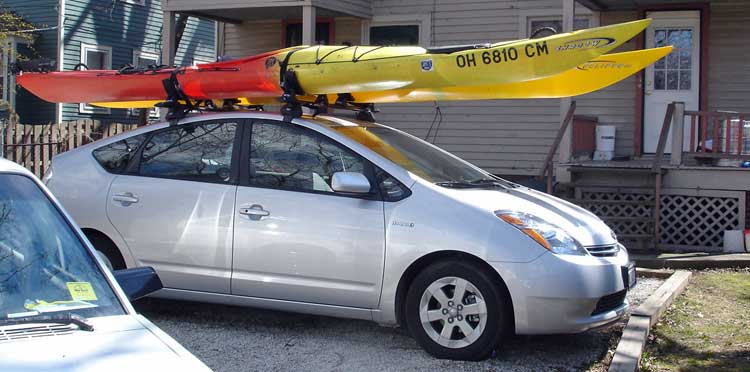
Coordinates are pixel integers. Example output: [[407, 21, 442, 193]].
[[369, 25, 419, 46]]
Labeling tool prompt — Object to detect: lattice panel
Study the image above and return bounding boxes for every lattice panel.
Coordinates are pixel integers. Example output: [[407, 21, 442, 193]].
[[660, 194, 741, 248], [579, 191, 654, 240], [578, 189, 743, 250]]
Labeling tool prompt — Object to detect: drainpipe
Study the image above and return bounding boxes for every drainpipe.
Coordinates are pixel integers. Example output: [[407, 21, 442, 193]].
[[161, 11, 176, 67]]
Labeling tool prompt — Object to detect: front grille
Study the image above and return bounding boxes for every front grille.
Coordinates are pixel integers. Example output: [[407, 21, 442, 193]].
[[591, 289, 627, 316], [586, 244, 619, 257], [0, 324, 76, 343]]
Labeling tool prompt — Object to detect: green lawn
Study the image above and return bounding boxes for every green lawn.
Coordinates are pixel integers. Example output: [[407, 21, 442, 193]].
[[641, 269, 750, 371]]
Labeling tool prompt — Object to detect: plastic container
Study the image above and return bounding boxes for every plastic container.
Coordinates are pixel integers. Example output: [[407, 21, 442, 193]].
[[596, 125, 616, 152], [723, 230, 745, 253]]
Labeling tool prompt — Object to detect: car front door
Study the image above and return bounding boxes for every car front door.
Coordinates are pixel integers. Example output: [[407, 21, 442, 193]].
[[231, 120, 386, 309], [106, 119, 241, 293]]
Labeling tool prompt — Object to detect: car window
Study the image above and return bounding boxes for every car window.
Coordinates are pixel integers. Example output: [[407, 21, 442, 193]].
[[92, 134, 148, 174], [140, 122, 237, 184], [0, 174, 124, 319], [249, 121, 368, 194]]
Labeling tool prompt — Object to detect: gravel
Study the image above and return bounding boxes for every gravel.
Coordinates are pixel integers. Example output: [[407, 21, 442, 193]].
[[135, 277, 665, 372]]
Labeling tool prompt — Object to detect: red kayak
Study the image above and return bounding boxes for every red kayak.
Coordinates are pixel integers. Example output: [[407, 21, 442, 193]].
[[16, 48, 289, 103]]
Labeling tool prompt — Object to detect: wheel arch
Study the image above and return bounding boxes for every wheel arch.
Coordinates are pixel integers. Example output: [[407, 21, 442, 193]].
[[394, 250, 515, 332], [81, 228, 128, 270]]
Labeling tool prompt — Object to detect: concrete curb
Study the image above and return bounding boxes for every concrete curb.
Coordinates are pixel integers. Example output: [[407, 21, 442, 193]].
[[608, 270, 692, 372]]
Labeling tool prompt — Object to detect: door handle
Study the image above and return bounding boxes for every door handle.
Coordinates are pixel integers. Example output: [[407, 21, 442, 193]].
[[112, 192, 139, 204], [239, 204, 270, 220]]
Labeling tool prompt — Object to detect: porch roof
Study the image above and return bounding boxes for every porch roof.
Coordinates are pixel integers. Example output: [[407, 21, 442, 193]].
[[577, 0, 709, 11], [163, 0, 372, 23]]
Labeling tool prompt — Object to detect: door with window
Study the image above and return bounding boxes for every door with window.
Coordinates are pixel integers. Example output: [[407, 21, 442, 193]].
[[231, 120, 385, 309], [644, 11, 700, 153], [106, 120, 240, 293]]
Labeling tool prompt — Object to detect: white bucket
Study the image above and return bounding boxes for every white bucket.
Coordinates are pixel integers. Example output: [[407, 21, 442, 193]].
[[596, 125, 616, 152]]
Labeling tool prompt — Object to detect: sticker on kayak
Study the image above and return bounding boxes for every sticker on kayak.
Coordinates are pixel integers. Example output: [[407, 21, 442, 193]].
[[577, 60, 633, 70], [420, 59, 434, 72], [67, 282, 98, 301], [556, 37, 616, 52]]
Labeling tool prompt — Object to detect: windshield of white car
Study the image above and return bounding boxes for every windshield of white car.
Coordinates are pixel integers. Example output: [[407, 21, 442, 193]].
[[0, 174, 124, 321], [332, 125, 512, 187]]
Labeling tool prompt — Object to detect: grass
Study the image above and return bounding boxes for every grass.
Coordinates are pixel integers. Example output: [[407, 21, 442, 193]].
[[641, 269, 750, 372]]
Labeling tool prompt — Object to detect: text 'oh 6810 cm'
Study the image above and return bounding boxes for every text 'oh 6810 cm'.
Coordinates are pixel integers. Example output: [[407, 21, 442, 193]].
[[455, 41, 549, 68]]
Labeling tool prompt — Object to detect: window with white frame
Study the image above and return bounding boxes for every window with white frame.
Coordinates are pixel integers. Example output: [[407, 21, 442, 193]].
[[79, 43, 112, 114], [362, 15, 431, 47], [519, 9, 597, 39], [130, 50, 160, 118]]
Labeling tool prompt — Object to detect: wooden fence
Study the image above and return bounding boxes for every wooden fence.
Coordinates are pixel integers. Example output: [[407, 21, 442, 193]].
[[1, 120, 139, 177]]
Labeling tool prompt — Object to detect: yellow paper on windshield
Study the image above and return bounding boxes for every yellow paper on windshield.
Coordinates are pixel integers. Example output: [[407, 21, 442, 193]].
[[66, 282, 98, 301]]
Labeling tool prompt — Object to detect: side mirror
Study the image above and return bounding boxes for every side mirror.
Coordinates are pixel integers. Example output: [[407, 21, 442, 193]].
[[331, 172, 371, 194], [113, 267, 163, 301]]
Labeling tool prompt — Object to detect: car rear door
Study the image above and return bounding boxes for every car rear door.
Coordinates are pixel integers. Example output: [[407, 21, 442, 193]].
[[106, 119, 241, 293], [231, 119, 386, 309]]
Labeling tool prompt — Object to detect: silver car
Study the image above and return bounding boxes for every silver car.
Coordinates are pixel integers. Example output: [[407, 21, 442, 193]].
[[45, 112, 634, 360], [0, 158, 210, 371]]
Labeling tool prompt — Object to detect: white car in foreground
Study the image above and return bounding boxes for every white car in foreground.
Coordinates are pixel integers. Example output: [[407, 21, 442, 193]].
[[47, 112, 635, 360], [0, 159, 210, 372]]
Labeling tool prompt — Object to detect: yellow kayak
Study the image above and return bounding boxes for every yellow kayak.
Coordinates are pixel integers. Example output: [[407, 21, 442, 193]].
[[77, 19, 651, 109], [94, 46, 670, 109]]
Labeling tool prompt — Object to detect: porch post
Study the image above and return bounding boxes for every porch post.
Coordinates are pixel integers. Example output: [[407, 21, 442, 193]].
[[556, 0, 576, 183], [670, 102, 686, 165], [162, 11, 176, 66], [302, 5, 317, 45]]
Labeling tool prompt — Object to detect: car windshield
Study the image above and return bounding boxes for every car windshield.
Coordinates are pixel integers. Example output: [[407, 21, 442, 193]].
[[0, 174, 124, 320], [332, 124, 503, 185]]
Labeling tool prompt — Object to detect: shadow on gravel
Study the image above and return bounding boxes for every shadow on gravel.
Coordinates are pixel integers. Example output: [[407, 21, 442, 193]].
[[135, 298, 620, 372]]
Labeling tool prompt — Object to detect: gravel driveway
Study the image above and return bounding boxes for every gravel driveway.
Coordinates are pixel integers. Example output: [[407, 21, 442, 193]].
[[135, 277, 664, 372]]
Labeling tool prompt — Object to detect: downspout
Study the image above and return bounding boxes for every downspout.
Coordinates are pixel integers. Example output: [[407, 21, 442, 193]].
[[55, 0, 65, 124]]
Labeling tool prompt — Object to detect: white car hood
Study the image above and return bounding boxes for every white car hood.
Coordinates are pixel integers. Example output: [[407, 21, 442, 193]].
[[0, 315, 209, 372], [444, 185, 616, 247]]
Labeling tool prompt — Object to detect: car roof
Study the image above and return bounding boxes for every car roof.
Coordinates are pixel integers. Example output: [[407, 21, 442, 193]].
[[174, 110, 378, 129], [0, 157, 34, 176]]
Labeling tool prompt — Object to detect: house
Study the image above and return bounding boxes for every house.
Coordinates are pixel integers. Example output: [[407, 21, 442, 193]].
[[2, 0, 216, 124]]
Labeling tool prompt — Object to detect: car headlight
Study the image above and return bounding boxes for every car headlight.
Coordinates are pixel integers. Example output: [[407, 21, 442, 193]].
[[495, 210, 588, 256]]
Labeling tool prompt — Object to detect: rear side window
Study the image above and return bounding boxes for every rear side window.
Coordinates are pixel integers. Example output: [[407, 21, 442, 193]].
[[92, 134, 148, 174], [139, 122, 237, 184]]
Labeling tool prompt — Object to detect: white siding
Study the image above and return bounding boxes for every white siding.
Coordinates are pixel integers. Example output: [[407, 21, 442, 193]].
[[224, 20, 283, 57], [576, 11, 638, 157], [708, 0, 750, 112], [371, 0, 564, 176]]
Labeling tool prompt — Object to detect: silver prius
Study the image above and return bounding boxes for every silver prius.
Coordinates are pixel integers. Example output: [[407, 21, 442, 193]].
[[0, 159, 210, 371], [45, 112, 635, 360]]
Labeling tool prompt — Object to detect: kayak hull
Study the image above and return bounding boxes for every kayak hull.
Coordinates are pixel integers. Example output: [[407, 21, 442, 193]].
[[17, 20, 652, 105], [92, 47, 673, 108]]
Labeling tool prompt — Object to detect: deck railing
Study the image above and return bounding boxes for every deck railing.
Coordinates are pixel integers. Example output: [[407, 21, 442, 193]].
[[655, 102, 750, 168], [685, 110, 750, 159]]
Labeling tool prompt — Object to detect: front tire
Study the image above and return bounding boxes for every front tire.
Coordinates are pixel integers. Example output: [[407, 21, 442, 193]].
[[405, 260, 511, 360]]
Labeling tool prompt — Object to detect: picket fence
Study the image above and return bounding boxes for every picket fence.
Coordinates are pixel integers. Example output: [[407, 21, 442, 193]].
[[1, 120, 140, 178]]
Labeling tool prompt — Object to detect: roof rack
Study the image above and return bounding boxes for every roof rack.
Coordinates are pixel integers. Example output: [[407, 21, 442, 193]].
[[156, 68, 375, 123]]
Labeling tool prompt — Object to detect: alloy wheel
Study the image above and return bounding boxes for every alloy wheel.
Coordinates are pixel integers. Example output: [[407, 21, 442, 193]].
[[418, 276, 488, 349]]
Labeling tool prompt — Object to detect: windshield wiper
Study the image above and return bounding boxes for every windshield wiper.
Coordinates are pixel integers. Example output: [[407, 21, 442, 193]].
[[435, 179, 509, 189], [1, 313, 94, 332]]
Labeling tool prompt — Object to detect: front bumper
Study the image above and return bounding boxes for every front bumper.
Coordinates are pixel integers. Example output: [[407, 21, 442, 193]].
[[490, 247, 631, 334]]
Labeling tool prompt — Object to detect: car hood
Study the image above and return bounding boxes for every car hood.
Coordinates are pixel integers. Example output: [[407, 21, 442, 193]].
[[443, 185, 615, 247], [0, 315, 209, 372]]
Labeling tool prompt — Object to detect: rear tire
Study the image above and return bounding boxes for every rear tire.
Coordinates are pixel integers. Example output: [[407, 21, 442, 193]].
[[405, 260, 510, 360], [84, 232, 126, 270]]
